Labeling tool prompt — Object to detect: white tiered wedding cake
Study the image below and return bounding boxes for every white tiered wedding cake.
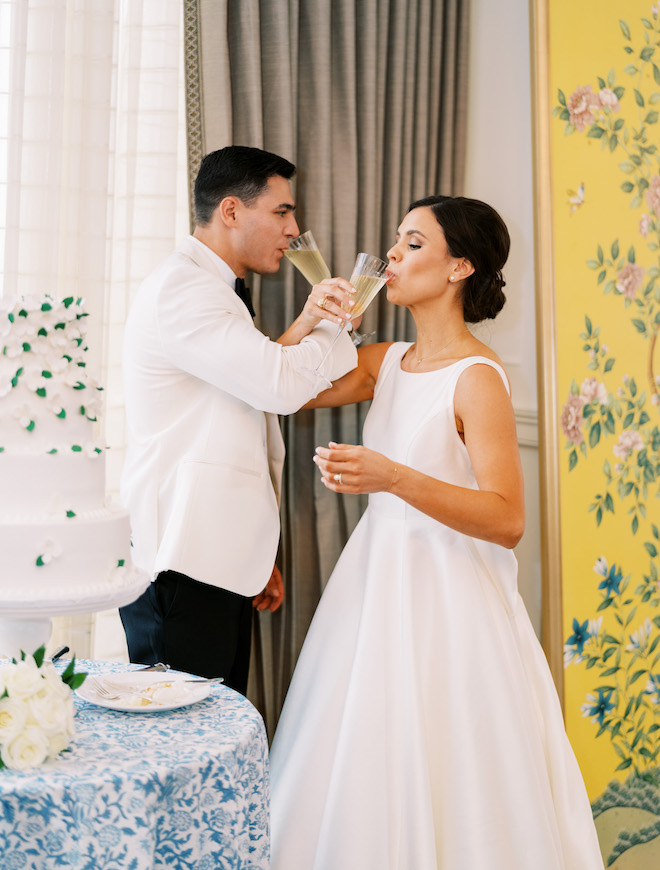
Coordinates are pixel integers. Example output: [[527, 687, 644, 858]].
[[0, 295, 148, 655]]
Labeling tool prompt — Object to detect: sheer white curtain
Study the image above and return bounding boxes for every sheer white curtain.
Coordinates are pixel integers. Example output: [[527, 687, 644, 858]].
[[0, 0, 188, 657]]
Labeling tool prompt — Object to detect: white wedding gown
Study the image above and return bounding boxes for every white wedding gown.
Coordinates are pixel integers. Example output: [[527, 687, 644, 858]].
[[270, 343, 604, 870]]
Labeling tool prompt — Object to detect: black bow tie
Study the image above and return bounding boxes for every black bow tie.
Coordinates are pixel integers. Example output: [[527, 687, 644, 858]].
[[234, 277, 256, 318]]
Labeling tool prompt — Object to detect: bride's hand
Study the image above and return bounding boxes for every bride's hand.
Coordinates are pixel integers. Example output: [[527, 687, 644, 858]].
[[299, 278, 356, 329], [313, 441, 397, 494]]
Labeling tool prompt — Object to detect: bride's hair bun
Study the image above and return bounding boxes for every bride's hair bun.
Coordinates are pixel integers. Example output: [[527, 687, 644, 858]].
[[407, 195, 511, 324]]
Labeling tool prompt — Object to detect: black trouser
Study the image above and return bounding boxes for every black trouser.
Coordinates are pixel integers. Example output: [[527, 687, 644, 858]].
[[119, 570, 253, 694]]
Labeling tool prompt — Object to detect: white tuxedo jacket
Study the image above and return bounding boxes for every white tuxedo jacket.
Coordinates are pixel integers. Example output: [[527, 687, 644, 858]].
[[120, 235, 357, 596]]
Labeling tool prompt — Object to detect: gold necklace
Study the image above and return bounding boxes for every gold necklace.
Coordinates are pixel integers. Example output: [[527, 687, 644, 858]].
[[412, 331, 467, 366]]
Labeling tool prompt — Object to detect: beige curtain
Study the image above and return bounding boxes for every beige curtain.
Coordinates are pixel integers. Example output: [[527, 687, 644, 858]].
[[184, 0, 469, 737]]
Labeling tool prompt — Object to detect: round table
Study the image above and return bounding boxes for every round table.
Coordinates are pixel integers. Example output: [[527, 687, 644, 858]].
[[0, 660, 269, 869]]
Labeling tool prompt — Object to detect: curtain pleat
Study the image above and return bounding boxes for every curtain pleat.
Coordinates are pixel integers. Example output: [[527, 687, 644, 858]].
[[184, 0, 470, 737]]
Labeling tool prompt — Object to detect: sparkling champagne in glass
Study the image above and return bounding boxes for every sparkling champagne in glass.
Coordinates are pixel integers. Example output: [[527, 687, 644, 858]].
[[284, 231, 331, 284], [311, 252, 389, 383]]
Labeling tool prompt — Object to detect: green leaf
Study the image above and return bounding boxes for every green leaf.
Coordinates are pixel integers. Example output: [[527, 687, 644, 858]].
[[603, 635, 621, 645], [632, 319, 647, 333], [646, 110, 659, 124], [622, 181, 634, 193], [631, 669, 648, 684], [609, 134, 618, 152], [65, 673, 87, 691], [611, 240, 620, 260], [569, 449, 578, 471], [589, 421, 602, 448], [641, 46, 656, 62], [633, 515, 639, 535], [635, 89, 646, 107], [558, 89, 566, 106], [620, 19, 631, 40], [604, 358, 615, 372], [654, 64, 660, 86], [32, 645, 46, 668], [587, 126, 605, 139]]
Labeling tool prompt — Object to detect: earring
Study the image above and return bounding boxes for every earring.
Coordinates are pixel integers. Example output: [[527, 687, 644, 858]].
[[449, 276, 455, 282]]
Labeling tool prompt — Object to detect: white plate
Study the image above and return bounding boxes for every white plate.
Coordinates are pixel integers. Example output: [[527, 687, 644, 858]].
[[76, 671, 211, 713]]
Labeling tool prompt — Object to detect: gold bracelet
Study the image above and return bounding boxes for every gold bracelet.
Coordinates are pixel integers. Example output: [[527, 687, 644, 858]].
[[388, 464, 398, 491]]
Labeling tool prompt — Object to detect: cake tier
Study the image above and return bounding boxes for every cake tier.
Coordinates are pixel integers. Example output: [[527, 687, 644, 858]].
[[0, 295, 103, 453], [0, 382, 99, 452], [0, 509, 150, 616], [1, 452, 106, 516]]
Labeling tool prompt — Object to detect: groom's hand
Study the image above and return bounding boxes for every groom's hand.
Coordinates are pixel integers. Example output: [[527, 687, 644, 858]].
[[253, 564, 284, 612]]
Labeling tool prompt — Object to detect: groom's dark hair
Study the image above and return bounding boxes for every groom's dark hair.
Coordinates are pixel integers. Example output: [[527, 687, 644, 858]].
[[194, 145, 296, 225]]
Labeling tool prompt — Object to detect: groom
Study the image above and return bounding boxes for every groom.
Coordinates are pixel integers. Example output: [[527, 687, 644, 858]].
[[119, 145, 357, 693]]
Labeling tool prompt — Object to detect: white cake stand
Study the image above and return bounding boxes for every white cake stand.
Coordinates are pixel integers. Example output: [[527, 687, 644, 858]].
[[0, 570, 150, 660]]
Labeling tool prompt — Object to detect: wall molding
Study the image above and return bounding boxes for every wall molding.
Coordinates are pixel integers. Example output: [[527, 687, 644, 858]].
[[515, 407, 539, 449]]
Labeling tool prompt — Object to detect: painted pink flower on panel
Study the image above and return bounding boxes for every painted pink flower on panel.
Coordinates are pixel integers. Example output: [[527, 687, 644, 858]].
[[580, 377, 608, 405], [597, 88, 620, 112], [568, 85, 598, 131], [613, 430, 644, 460], [561, 394, 586, 445], [639, 214, 652, 238], [615, 262, 645, 301], [646, 174, 660, 217]]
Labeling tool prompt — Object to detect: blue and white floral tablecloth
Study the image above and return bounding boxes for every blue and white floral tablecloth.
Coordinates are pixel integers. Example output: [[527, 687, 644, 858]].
[[0, 660, 269, 869]]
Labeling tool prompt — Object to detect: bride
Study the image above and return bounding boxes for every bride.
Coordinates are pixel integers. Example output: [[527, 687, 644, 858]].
[[269, 195, 604, 870]]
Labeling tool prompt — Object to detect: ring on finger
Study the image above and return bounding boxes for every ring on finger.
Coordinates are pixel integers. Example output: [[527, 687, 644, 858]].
[[317, 296, 328, 310], [334, 473, 342, 484]]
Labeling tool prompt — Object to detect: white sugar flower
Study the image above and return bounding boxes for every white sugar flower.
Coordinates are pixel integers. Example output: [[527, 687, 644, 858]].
[[23, 368, 48, 393], [3, 334, 26, 358], [45, 390, 66, 417], [12, 404, 33, 429], [48, 331, 68, 351], [49, 356, 69, 374], [37, 539, 63, 566]]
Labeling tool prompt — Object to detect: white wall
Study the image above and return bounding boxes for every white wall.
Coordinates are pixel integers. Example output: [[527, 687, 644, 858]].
[[464, 0, 541, 634]]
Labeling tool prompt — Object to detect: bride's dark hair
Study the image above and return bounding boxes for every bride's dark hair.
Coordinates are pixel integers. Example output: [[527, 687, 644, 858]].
[[407, 195, 510, 323]]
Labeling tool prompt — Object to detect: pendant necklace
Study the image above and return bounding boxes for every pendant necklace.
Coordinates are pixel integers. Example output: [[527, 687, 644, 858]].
[[412, 330, 467, 366]]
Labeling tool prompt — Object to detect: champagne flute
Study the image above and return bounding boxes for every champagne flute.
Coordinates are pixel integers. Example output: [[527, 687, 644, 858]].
[[311, 252, 389, 382], [284, 230, 331, 284]]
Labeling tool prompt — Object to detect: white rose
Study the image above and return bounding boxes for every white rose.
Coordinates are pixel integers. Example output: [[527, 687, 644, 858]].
[[28, 688, 70, 736], [1, 724, 49, 770], [3, 659, 44, 699], [0, 696, 28, 744], [42, 663, 73, 700], [48, 730, 71, 757]]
